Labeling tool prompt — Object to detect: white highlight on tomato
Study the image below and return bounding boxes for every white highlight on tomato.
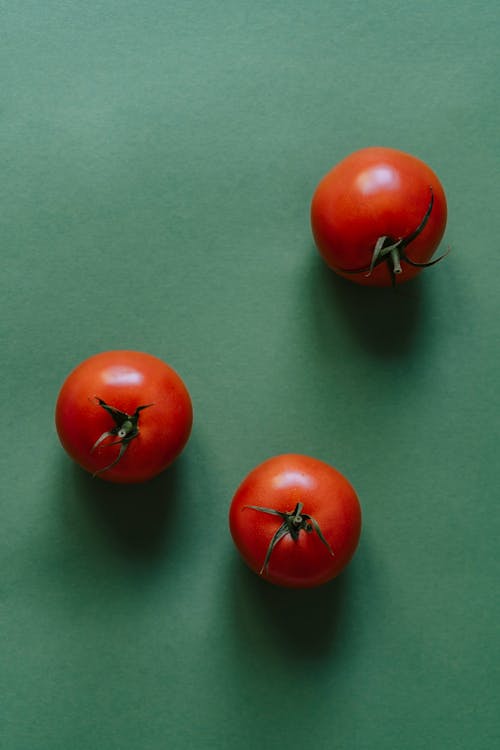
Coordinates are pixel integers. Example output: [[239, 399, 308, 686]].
[[272, 470, 315, 491], [355, 165, 400, 196], [102, 366, 144, 386]]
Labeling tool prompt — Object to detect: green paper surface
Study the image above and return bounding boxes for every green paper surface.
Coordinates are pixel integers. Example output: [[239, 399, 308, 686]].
[[1, 2, 499, 748]]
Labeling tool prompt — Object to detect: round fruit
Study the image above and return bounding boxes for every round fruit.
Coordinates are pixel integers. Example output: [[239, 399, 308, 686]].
[[229, 454, 361, 588], [311, 146, 448, 286], [55, 350, 193, 483]]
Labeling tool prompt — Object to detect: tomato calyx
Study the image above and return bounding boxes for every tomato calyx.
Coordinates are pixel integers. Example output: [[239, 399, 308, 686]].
[[244, 501, 334, 575], [340, 187, 449, 285], [90, 398, 154, 476]]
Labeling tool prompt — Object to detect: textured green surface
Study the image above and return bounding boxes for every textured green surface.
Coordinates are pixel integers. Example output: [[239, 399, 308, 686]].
[[1, 2, 499, 748]]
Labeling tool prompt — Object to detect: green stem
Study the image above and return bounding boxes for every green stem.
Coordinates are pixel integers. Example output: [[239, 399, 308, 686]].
[[390, 247, 402, 274]]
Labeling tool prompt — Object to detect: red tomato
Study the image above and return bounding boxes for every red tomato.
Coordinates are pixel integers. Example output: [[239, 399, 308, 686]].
[[229, 454, 361, 588], [311, 147, 448, 286], [55, 350, 193, 483]]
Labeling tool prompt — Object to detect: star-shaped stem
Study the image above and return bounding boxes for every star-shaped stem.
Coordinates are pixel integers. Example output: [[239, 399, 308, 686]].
[[338, 187, 449, 285], [90, 398, 153, 476], [244, 501, 334, 575]]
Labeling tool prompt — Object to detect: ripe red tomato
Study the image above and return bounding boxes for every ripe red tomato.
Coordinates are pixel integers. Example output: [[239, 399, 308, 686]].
[[55, 350, 193, 483], [311, 146, 448, 286], [229, 454, 361, 588]]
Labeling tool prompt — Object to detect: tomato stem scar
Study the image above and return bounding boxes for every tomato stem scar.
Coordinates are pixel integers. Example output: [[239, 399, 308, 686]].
[[365, 186, 436, 283], [243, 501, 334, 575], [338, 186, 448, 284], [90, 398, 154, 476]]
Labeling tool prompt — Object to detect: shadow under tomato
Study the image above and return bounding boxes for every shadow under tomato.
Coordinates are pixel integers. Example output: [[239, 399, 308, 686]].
[[230, 554, 352, 661], [309, 252, 427, 357], [65, 454, 186, 559]]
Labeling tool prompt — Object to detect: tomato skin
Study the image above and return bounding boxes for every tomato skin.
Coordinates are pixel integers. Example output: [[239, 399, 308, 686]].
[[55, 350, 193, 483], [311, 147, 447, 286], [229, 454, 361, 588]]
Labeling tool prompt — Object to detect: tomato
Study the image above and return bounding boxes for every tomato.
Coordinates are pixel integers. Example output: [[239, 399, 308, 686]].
[[55, 350, 193, 483], [311, 147, 448, 286], [229, 454, 361, 588]]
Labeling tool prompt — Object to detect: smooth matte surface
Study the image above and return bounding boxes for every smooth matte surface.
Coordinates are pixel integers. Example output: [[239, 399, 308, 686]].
[[1, 2, 499, 748]]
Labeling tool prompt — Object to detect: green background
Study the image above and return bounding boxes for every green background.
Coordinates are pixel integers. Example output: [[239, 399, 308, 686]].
[[1, 1, 499, 748]]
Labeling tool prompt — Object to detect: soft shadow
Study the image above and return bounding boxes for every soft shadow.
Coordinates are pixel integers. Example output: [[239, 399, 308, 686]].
[[61, 454, 186, 559], [230, 556, 352, 660], [309, 253, 427, 357]]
